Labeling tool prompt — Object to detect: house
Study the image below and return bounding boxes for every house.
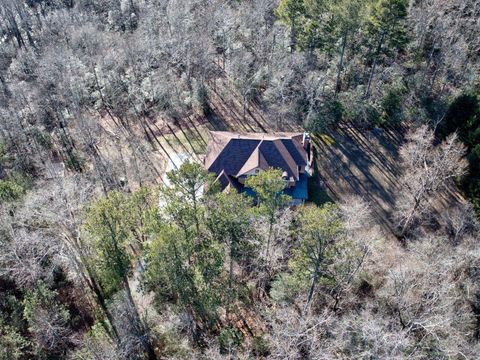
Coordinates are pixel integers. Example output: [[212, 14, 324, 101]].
[[204, 131, 313, 204]]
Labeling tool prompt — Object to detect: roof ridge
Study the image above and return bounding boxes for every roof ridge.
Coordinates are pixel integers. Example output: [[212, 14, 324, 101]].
[[273, 139, 298, 179], [236, 141, 264, 177]]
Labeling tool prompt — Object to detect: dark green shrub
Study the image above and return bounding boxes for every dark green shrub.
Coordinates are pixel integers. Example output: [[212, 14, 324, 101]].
[[64, 150, 85, 172], [252, 336, 270, 357], [304, 98, 343, 133], [380, 81, 407, 124], [218, 327, 243, 354], [0, 173, 31, 202], [441, 93, 479, 141], [30, 128, 53, 150], [440, 92, 480, 213]]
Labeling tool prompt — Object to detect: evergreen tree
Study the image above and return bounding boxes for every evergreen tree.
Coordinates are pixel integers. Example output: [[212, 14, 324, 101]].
[[245, 168, 291, 263]]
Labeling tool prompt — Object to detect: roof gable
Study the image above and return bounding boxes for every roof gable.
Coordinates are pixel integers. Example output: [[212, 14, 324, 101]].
[[236, 144, 269, 176], [207, 138, 260, 175], [205, 131, 307, 181], [280, 139, 307, 166]]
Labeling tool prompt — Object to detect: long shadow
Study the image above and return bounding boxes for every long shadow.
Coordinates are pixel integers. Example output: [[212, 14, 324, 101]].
[[184, 115, 208, 148], [249, 98, 273, 129], [340, 128, 400, 188], [213, 79, 269, 133], [314, 133, 398, 236], [211, 96, 253, 132], [209, 85, 258, 132], [205, 107, 230, 131], [335, 132, 399, 192], [246, 107, 267, 133], [341, 126, 400, 178], [209, 86, 250, 130], [189, 115, 208, 145], [164, 122, 197, 159], [335, 140, 396, 202]]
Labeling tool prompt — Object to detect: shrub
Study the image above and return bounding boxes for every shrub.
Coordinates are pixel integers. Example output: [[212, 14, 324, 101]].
[[218, 327, 243, 354], [380, 80, 407, 124], [269, 272, 304, 304], [0, 173, 31, 202], [304, 98, 343, 133], [64, 150, 85, 172], [251, 336, 270, 357], [0, 319, 29, 360]]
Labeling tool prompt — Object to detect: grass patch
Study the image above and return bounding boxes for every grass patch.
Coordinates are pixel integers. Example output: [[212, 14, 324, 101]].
[[315, 133, 336, 146], [158, 125, 209, 155]]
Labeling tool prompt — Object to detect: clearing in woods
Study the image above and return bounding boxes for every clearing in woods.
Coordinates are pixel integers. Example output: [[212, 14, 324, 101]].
[[151, 74, 406, 239]]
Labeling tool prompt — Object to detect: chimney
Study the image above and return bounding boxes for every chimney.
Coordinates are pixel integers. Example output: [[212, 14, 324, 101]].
[[302, 132, 310, 148]]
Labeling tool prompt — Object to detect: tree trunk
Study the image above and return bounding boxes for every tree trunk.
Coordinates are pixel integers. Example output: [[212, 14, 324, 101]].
[[124, 278, 157, 360], [63, 232, 122, 345], [227, 239, 236, 315], [290, 21, 296, 53], [335, 30, 348, 97], [305, 258, 321, 311], [365, 30, 386, 98], [265, 221, 273, 266], [400, 193, 422, 236], [192, 190, 200, 235]]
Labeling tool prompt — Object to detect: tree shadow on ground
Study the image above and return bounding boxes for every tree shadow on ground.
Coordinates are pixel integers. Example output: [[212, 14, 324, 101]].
[[312, 125, 406, 240]]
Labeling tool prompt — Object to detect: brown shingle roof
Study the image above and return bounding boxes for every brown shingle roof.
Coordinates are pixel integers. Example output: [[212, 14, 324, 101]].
[[205, 131, 307, 186], [236, 143, 269, 176]]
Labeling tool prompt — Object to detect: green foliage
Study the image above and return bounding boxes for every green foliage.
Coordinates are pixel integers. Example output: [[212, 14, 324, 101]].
[[206, 191, 257, 305], [245, 168, 291, 222], [275, 0, 367, 53], [162, 161, 217, 234], [22, 282, 69, 326], [440, 92, 480, 212], [276, 203, 365, 306], [142, 162, 227, 324], [380, 80, 408, 124], [155, 328, 191, 358], [341, 92, 381, 127], [289, 203, 345, 286], [365, 0, 409, 53], [0, 172, 31, 202], [218, 326, 243, 354], [0, 142, 9, 164], [275, 0, 306, 48], [0, 142, 28, 199], [84, 191, 132, 297], [22, 282, 72, 357], [69, 321, 119, 360], [143, 224, 224, 323], [269, 272, 305, 304], [251, 335, 270, 357], [206, 190, 256, 262], [127, 187, 159, 244], [64, 149, 85, 172], [0, 179, 26, 202], [304, 97, 344, 133], [29, 128, 53, 150], [193, 81, 211, 116], [0, 318, 29, 360], [441, 93, 480, 145]]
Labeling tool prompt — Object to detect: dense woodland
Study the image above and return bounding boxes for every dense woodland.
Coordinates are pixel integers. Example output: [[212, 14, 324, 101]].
[[0, 0, 480, 359]]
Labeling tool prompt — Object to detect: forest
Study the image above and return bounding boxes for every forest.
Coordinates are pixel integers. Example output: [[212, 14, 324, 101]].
[[0, 0, 479, 359]]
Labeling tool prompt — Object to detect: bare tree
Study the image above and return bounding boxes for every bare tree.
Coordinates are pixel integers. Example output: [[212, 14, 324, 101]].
[[267, 306, 333, 360], [442, 202, 479, 244], [394, 126, 467, 236], [0, 227, 59, 288], [379, 235, 478, 358]]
